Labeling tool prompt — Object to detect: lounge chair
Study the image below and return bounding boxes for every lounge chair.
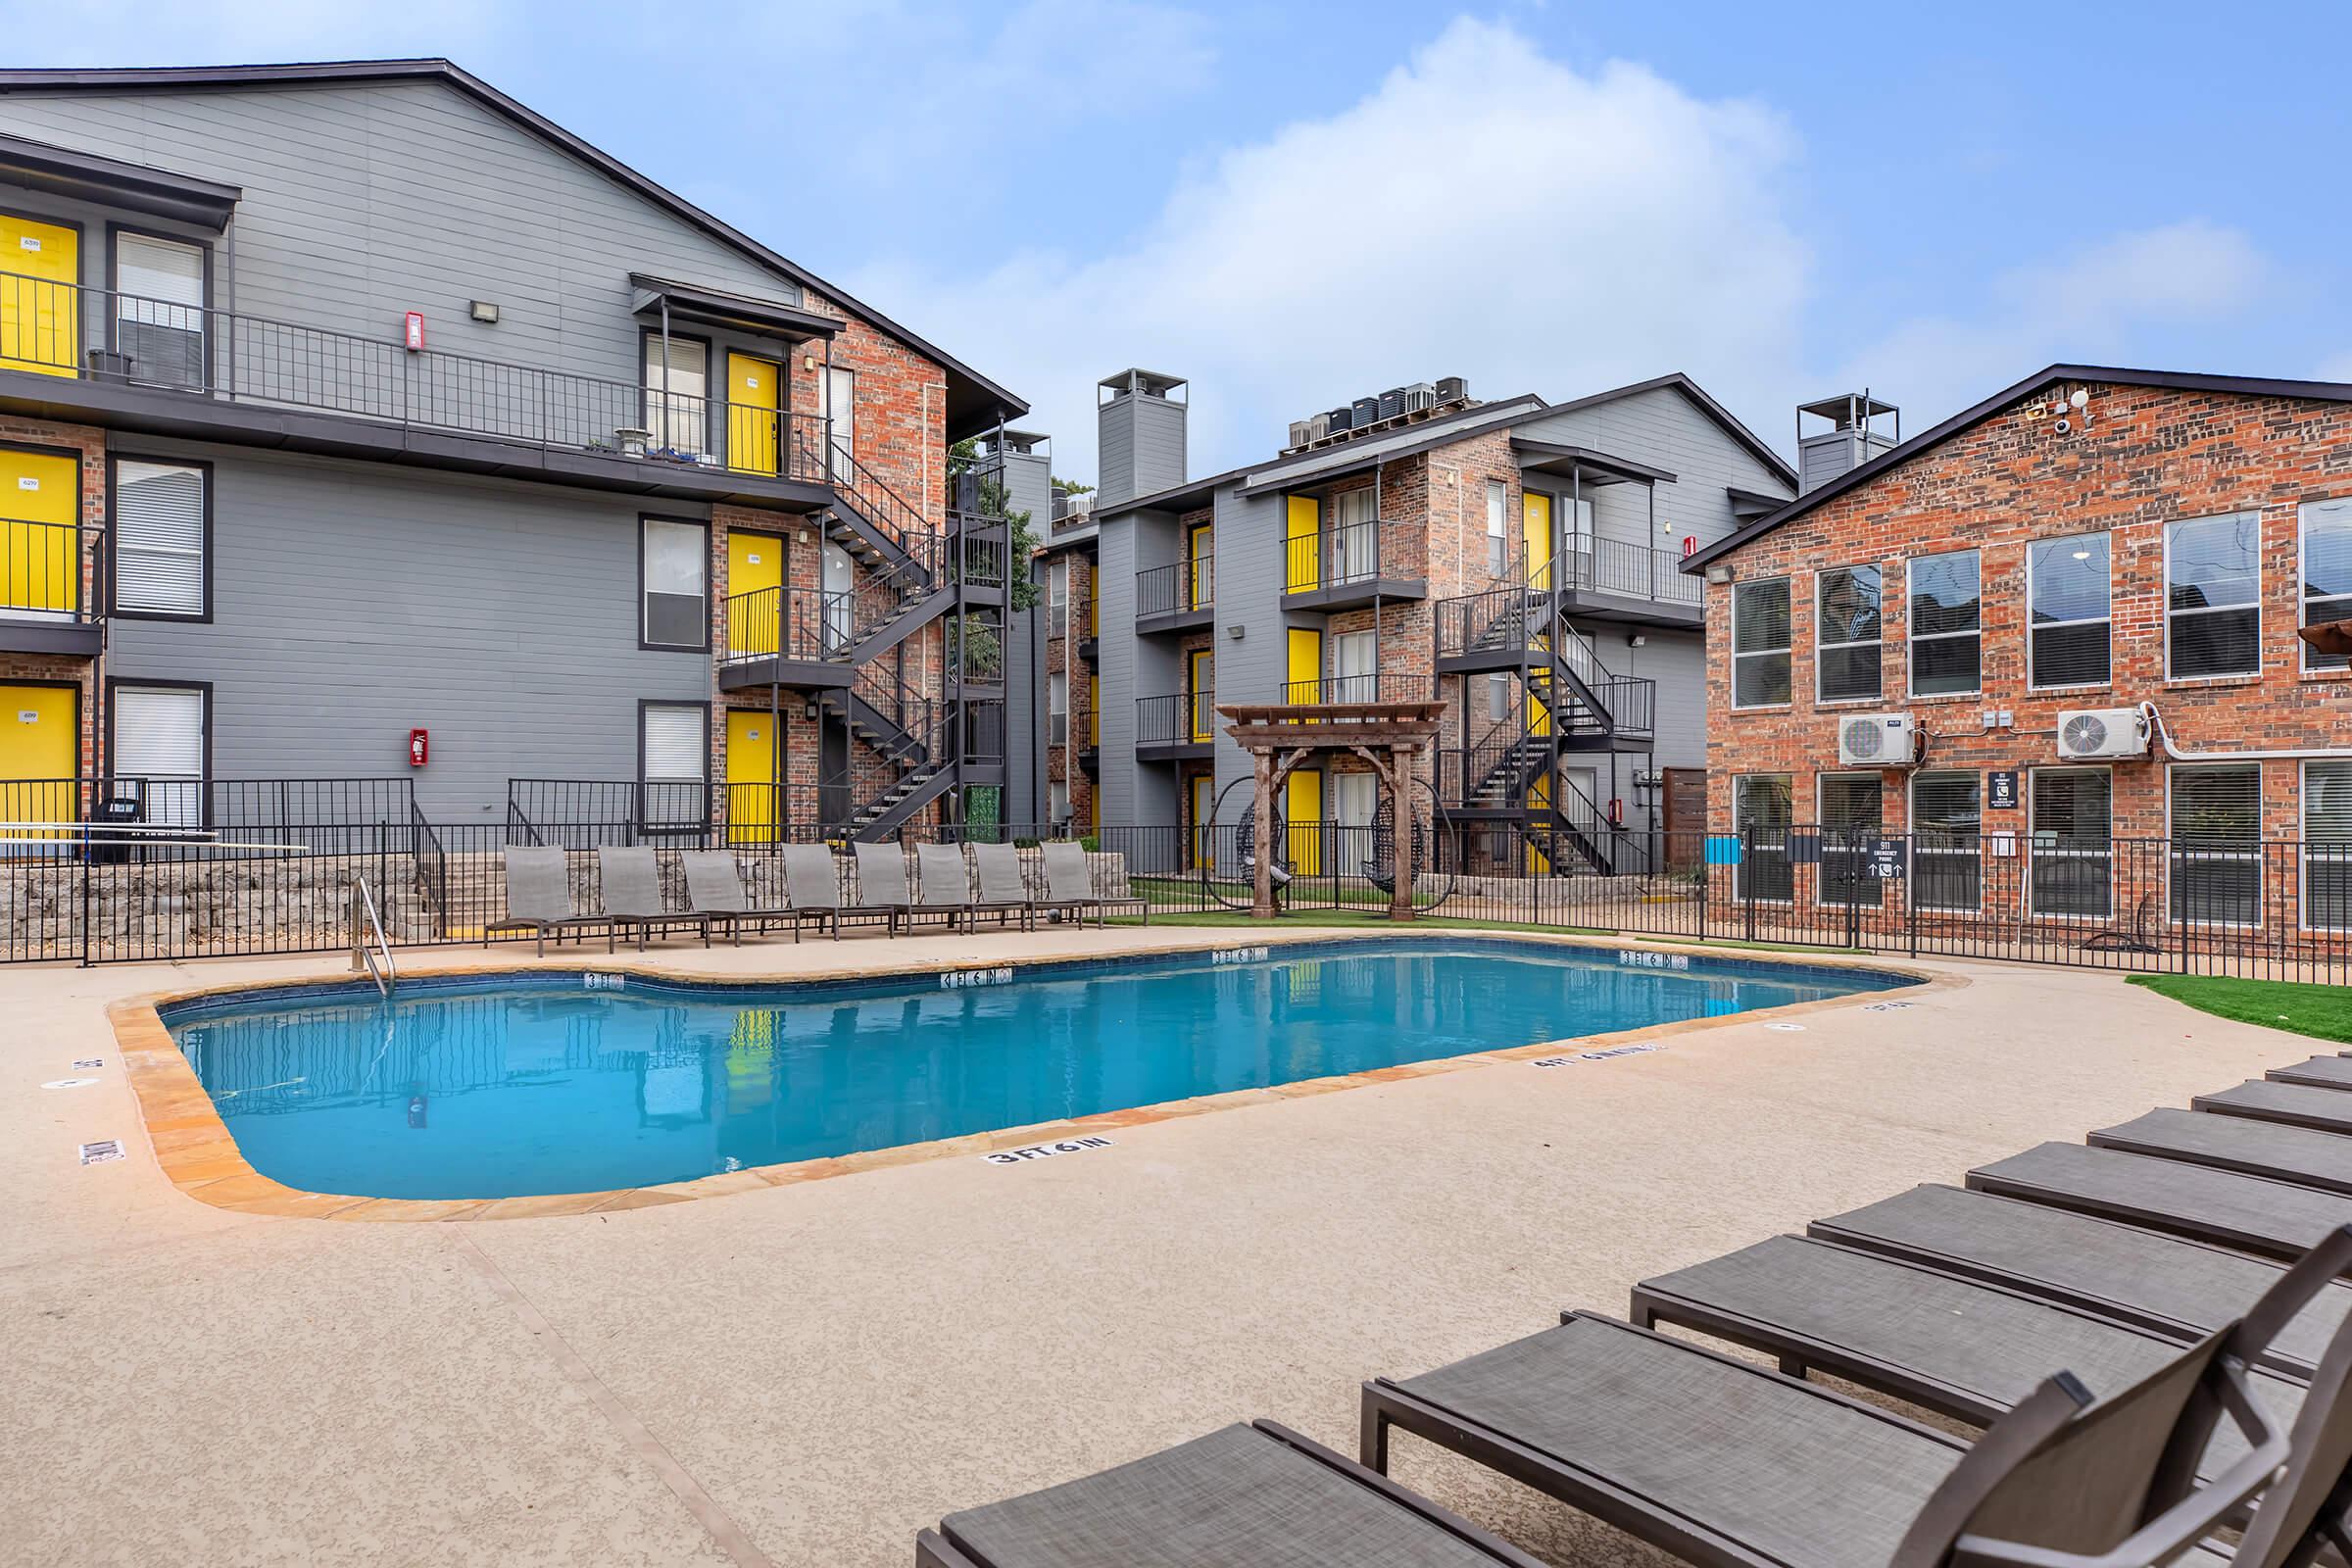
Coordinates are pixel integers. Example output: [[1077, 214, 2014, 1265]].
[[2198, 1080, 2352, 1138], [966, 842, 1035, 931], [486, 845, 601, 956], [596, 846, 707, 951], [2088, 1107, 2352, 1197], [1037, 840, 1102, 926], [679, 850, 804, 945], [1811, 1183, 2352, 1381], [916, 1421, 1549, 1568], [1364, 1235, 2347, 1568], [912, 842, 976, 934], [1968, 1142, 2352, 1260], [781, 844, 848, 940], [1629, 1231, 2317, 1441], [2268, 1055, 2352, 1091], [851, 842, 916, 935]]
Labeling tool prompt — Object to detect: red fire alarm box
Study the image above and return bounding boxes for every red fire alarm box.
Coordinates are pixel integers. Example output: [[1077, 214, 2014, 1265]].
[[408, 729, 428, 767], [404, 311, 425, 352]]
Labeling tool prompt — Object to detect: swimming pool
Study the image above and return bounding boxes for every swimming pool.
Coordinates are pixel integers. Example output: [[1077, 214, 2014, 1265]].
[[164, 940, 1912, 1200]]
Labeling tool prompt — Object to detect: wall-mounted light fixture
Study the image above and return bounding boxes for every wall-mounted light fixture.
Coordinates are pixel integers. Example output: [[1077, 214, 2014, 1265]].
[[1226, 623, 1246, 640], [802, 700, 819, 722], [1704, 563, 1735, 585], [468, 300, 500, 324]]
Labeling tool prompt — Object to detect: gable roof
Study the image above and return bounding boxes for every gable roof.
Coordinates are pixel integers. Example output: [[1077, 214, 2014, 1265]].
[[1534, 370, 1797, 490], [1685, 363, 2352, 573], [0, 58, 1027, 438]]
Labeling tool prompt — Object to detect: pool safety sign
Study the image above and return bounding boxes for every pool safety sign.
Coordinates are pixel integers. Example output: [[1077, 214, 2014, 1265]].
[[983, 1135, 1112, 1166], [78, 1140, 124, 1166]]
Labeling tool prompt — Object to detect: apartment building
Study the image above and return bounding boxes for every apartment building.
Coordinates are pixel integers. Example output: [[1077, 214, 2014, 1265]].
[[1689, 365, 2352, 932], [1048, 368, 1795, 871], [0, 60, 1021, 836]]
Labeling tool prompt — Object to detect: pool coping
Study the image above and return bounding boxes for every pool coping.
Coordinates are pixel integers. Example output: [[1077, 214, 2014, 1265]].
[[107, 928, 1962, 1223]]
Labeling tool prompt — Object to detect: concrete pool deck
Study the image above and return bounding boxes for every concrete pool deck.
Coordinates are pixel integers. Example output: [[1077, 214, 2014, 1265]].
[[0, 925, 2320, 1566]]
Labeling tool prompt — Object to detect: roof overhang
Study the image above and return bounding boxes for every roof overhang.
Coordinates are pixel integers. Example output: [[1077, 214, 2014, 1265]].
[[1511, 439, 1675, 486], [1684, 363, 2352, 576], [629, 274, 838, 343], [0, 129, 240, 229]]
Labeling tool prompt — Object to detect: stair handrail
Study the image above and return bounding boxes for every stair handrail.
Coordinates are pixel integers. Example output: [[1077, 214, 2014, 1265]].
[[799, 422, 940, 563]]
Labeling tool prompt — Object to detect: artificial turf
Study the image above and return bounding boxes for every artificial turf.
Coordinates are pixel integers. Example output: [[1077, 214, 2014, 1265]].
[[2126, 974, 2352, 1046]]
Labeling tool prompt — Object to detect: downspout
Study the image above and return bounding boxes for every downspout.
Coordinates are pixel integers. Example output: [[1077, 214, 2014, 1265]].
[[2141, 701, 2352, 762]]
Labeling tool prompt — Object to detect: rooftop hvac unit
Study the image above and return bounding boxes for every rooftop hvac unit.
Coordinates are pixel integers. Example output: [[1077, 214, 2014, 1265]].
[[1350, 396, 1380, 428], [1378, 387, 1405, 420], [1435, 375, 1468, 403], [1836, 712, 1916, 767], [1402, 381, 1437, 413], [1289, 419, 1312, 449], [1328, 405, 1353, 433], [2057, 708, 2149, 760], [1306, 412, 1331, 441]]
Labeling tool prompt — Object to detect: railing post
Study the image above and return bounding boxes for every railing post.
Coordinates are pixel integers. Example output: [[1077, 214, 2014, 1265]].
[[1742, 825, 1756, 944]]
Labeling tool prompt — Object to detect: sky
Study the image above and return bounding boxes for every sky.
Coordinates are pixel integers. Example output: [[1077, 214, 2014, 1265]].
[[24, 1, 2352, 480]]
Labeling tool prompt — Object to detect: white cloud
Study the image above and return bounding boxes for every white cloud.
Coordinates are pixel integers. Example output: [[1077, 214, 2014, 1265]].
[[851, 17, 1810, 477], [1826, 220, 2271, 427]]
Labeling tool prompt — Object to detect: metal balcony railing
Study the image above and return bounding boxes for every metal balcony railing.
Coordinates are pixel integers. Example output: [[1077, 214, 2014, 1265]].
[[718, 584, 856, 664], [0, 269, 836, 484], [1544, 535, 1702, 607], [1283, 516, 1394, 593], [1277, 674, 1436, 706], [1137, 556, 1212, 618], [0, 517, 104, 622], [1138, 690, 1216, 746]]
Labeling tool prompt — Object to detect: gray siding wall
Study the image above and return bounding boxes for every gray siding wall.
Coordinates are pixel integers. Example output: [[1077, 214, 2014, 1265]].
[[1624, 627, 1705, 776], [1208, 485, 1288, 812], [0, 79, 805, 387], [1095, 508, 1186, 837], [1513, 385, 1791, 556], [1095, 392, 1186, 508], [996, 449, 1053, 534], [106, 441, 713, 820]]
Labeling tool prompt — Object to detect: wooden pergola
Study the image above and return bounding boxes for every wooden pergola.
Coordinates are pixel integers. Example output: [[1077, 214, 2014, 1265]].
[[1218, 700, 1445, 920]]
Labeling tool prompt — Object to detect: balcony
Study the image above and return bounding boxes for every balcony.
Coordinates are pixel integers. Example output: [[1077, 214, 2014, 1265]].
[[1281, 516, 1425, 611], [1135, 557, 1212, 634], [0, 518, 104, 656], [1544, 536, 1703, 625], [0, 270, 841, 511], [1078, 697, 1099, 770], [1136, 690, 1215, 760], [1277, 674, 1437, 708]]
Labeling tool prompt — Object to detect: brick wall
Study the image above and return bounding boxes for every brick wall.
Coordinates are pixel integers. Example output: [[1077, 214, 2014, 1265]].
[[1701, 380, 2352, 846]]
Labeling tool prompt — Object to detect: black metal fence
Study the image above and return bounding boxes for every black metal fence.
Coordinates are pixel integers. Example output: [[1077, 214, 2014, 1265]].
[[2, 778, 2348, 981]]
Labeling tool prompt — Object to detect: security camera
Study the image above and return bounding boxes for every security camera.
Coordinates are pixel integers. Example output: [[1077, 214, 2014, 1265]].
[[2052, 416, 2072, 435]]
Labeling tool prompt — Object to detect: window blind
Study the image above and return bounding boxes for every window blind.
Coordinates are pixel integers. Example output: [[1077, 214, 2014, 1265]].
[[2304, 501, 2352, 672], [115, 233, 205, 389], [1732, 578, 1791, 707], [2168, 513, 2261, 678], [642, 705, 706, 783], [1816, 565, 1882, 702], [2307, 761, 2352, 931], [1909, 550, 1981, 696], [2030, 533, 2111, 688], [114, 460, 203, 615], [641, 519, 706, 647], [112, 685, 203, 827]]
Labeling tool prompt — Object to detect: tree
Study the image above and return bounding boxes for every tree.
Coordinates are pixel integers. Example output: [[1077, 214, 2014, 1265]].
[[1053, 476, 1095, 497]]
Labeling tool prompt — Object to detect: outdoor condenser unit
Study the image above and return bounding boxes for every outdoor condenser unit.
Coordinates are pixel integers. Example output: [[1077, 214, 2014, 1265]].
[[1434, 375, 1468, 403], [2056, 708, 2149, 760], [1835, 712, 1916, 766], [1289, 419, 1312, 449], [1350, 396, 1380, 427], [1306, 412, 1332, 441], [1378, 387, 1405, 419], [1328, 405, 1353, 433], [1402, 381, 1437, 413]]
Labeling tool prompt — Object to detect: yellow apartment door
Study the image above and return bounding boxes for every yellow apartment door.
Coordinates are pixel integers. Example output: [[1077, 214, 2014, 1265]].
[[1287, 625, 1321, 707], [726, 353, 780, 475], [1522, 491, 1552, 588], [0, 684, 76, 844], [1187, 648, 1214, 742], [726, 709, 779, 843], [727, 530, 783, 657], [0, 215, 76, 377], [1187, 520, 1214, 609], [1188, 773, 1213, 869], [0, 448, 78, 617], [1285, 767, 1322, 875], [1285, 496, 1320, 592]]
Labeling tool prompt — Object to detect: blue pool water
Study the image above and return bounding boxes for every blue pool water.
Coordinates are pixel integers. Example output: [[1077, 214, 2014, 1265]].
[[166, 941, 1910, 1200]]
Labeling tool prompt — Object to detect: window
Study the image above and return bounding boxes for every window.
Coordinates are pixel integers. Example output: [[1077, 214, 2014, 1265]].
[[2305, 760, 2352, 931], [822, 366, 856, 474], [1048, 558, 1069, 638], [2170, 763, 2261, 926], [1815, 565, 1882, 703], [640, 702, 708, 829], [1485, 480, 1509, 577], [2167, 512, 2261, 678], [1911, 771, 1983, 913], [114, 232, 206, 389], [1332, 486, 1377, 581], [2302, 499, 2352, 672], [1731, 577, 1791, 708], [643, 336, 708, 457], [1331, 629, 1376, 703], [1734, 773, 1793, 903], [1048, 670, 1068, 746], [2030, 768, 2113, 918], [1908, 550, 1981, 696], [1049, 778, 1070, 828], [113, 459, 205, 618], [1818, 773, 1885, 907], [641, 517, 708, 650], [111, 683, 205, 828], [1486, 672, 1511, 722], [2029, 532, 2111, 689]]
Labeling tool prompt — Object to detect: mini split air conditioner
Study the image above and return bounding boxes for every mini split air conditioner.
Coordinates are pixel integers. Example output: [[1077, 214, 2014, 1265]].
[[2056, 708, 2149, 760], [1836, 712, 1917, 767]]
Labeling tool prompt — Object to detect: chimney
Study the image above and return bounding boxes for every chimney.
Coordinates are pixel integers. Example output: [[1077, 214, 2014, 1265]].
[[1795, 393, 1898, 493], [1096, 368, 1187, 508]]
